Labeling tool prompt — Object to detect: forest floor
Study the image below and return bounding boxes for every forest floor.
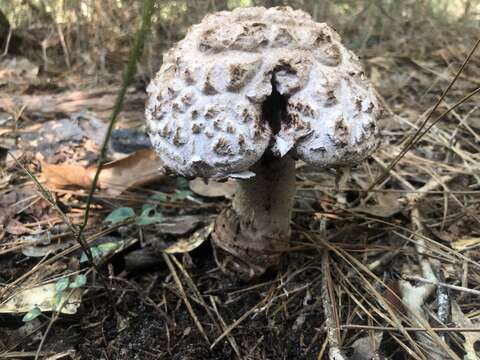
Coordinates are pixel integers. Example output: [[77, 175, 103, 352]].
[[1, 24, 480, 360]]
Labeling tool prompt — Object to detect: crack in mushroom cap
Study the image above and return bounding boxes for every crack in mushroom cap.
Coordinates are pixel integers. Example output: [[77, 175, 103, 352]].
[[146, 6, 381, 178]]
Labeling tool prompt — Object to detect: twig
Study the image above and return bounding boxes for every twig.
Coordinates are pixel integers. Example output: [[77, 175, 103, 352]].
[[1, 25, 12, 57], [162, 253, 210, 344], [367, 39, 480, 191], [209, 296, 242, 359], [342, 325, 480, 333], [210, 289, 271, 350], [404, 275, 480, 296], [435, 269, 450, 342], [321, 251, 348, 360], [398, 175, 460, 359], [8, 152, 105, 285], [34, 289, 77, 360], [56, 23, 70, 68], [74, 0, 155, 260]]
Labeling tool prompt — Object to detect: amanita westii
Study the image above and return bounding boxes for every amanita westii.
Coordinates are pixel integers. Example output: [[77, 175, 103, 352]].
[[145, 6, 382, 280]]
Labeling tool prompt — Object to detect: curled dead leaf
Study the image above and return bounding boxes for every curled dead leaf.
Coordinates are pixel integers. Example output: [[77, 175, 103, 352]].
[[451, 237, 480, 251], [0, 283, 82, 315], [163, 222, 214, 254], [351, 193, 403, 218], [189, 178, 236, 199], [41, 149, 164, 196]]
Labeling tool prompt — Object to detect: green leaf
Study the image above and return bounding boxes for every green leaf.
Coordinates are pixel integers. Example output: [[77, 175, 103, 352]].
[[97, 241, 120, 254], [137, 206, 164, 226], [104, 207, 135, 224], [69, 274, 87, 289], [22, 307, 42, 322], [52, 293, 62, 311], [149, 193, 168, 203], [55, 277, 70, 293], [80, 246, 100, 263], [173, 190, 193, 201], [141, 203, 156, 213], [175, 177, 190, 190]]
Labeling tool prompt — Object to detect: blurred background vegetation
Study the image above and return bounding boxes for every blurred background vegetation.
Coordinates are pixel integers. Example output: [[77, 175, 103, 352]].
[[1, 0, 479, 79]]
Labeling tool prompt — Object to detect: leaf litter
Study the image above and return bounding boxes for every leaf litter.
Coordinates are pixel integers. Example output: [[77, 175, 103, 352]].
[[1, 14, 480, 360]]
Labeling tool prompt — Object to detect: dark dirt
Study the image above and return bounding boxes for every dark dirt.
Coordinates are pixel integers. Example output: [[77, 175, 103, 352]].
[[0, 237, 325, 359]]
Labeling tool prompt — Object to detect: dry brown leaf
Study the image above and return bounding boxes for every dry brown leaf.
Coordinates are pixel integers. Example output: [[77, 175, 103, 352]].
[[98, 149, 164, 196], [189, 178, 236, 199], [0, 283, 81, 315], [154, 215, 212, 236], [352, 193, 403, 218], [451, 237, 480, 251], [41, 149, 164, 196], [351, 332, 383, 360], [164, 222, 214, 254], [0, 57, 39, 85], [5, 218, 33, 235], [41, 162, 93, 188], [451, 300, 480, 360]]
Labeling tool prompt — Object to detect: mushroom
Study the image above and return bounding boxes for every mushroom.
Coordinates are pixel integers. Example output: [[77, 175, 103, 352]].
[[145, 6, 382, 280]]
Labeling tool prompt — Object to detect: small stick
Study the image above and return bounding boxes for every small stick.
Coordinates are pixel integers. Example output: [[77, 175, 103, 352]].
[[321, 251, 348, 360], [162, 253, 210, 344], [403, 275, 480, 296], [342, 325, 480, 333]]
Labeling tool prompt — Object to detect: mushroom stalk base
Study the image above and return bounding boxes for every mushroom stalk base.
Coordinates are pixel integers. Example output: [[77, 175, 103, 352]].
[[212, 155, 296, 280]]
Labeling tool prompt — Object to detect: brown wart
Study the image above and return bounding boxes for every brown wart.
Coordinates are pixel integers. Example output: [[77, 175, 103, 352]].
[[226, 123, 236, 134], [191, 123, 202, 134], [213, 119, 222, 130], [231, 24, 268, 51], [173, 127, 187, 146], [366, 102, 375, 114], [334, 116, 350, 145], [314, 30, 332, 47], [227, 60, 262, 91], [172, 102, 181, 112], [204, 107, 217, 119], [241, 108, 254, 123], [355, 98, 362, 112], [213, 137, 231, 155], [181, 92, 195, 105], [238, 134, 246, 150], [272, 27, 296, 47], [182, 68, 196, 84], [161, 124, 170, 138], [318, 43, 342, 67], [203, 72, 218, 95], [288, 102, 315, 117]]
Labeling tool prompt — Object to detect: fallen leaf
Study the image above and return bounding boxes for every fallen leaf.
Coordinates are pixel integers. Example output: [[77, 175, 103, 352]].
[[136, 204, 164, 225], [0, 283, 82, 315], [22, 240, 71, 258], [22, 307, 42, 322], [164, 222, 214, 254], [351, 331, 383, 360], [41, 162, 93, 188], [352, 193, 403, 218], [451, 237, 480, 251], [189, 178, 236, 199], [451, 300, 480, 360], [98, 149, 164, 195], [41, 149, 164, 196], [154, 215, 213, 236], [5, 218, 32, 235], [0, 57, 39, 85], [104, 207, 135, 224]]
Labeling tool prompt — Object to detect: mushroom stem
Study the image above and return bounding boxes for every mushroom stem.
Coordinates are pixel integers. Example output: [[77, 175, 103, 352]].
[[212, 154, 296, 280]]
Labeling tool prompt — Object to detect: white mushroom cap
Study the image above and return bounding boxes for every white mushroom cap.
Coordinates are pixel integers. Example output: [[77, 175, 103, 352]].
[[146, 6, 382, 178]]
